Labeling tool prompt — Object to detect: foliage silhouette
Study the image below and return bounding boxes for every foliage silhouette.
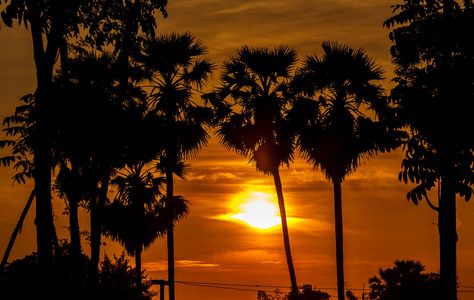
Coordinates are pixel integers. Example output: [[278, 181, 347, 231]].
[[103, 162, 187, 297], [368, 260, 441, 300], [257, 284, 330, 300], [215, 45, 299, 298], [139, 31, 213, 300], [1, 0, 168, 294], [0, 240, 156, 300], [290, 41, 404, 300], [384, 1, 474, 298], [51, 48, 159, 290], [1, 1, 89, 286]]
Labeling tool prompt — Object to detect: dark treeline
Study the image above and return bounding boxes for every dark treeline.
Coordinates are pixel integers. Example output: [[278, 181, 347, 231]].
[[1, 0, 474, 300], [257, 260, 441, 300]]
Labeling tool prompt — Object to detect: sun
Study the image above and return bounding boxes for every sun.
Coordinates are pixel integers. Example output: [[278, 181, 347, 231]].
[[229, 192, 282, 229]]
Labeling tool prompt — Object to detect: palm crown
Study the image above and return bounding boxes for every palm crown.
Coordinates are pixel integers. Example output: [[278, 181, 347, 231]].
[[294, 41, 395, 182], [140, 32, 214, 166], [216, 45, 297, 175]]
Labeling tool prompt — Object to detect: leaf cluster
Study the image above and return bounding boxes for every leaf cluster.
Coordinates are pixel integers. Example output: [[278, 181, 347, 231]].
[[290, 41, 405, 182], [386, 0, 474, 204], [369, 260, 442, 300], [216, 45, 298, 175]]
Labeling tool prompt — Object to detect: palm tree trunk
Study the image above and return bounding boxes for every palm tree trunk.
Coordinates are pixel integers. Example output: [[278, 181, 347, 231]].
[[272, 169, 298, 298], [1, 190, 35, 272], [136, 246, 142, 299], [90, 173, 110, 289], [439, 174, 457, 300], [166, 169, 176, 300], [333, 179, 345, 300]]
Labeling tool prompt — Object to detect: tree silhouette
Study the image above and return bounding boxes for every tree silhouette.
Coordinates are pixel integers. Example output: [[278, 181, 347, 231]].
[[369, 260, 441, 300], [290, 41, 403, 300], [139, 32, 214, 300], [103, 162, 173, 298], [50, 49, 154, 292], [384, 1, 474, 299], [1, 1, 86, 289], [0, 241, 157, 299], [1, 1, 168, 294], [215, 45, 299, 298], [257, 284, 330, 300]]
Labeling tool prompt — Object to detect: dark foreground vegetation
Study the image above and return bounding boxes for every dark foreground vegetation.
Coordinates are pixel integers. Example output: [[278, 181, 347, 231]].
[[0, 241, 156, 300], [257, 260, 441, 300], [1, 0, 473, 299]]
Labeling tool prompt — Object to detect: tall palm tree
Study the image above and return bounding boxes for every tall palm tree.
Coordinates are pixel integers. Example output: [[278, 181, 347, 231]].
[[139, 32, 214, 300], [215, 45, 299, 298], [292, 41, 402, 300]]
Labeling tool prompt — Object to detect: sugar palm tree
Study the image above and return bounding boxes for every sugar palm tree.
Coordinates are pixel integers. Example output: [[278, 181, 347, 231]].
[[291, 41, 403, 300], [215, 45, 299, 298], [103, 161, 189, 298], [139, 32, 213, 300], [52, 49, 157, 290]]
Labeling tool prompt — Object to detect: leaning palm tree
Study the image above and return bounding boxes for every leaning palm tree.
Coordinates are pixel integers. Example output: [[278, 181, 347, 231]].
[[291, 41, 403, 300], [215, 45, 299, 298], [139, 32, 213, 300]]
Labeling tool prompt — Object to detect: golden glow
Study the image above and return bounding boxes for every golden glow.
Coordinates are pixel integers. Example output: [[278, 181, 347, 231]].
[[212, 190, 283, 230], [230, 199, 282, 229]]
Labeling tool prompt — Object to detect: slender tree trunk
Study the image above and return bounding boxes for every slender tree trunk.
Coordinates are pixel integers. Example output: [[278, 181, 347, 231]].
[[333, 179, 345, 300], [166, 169, 176, 300], [136, 246, 142, 299], [90, 173, 110, 289], [0, 190, 35, 273], [31, 40, 56, 300], [272, 169, 298, 299], [439, 2, 457, 299], [69, 188, 82, 291], [439, 173, 457, 300], [28, 3, 62, 293]]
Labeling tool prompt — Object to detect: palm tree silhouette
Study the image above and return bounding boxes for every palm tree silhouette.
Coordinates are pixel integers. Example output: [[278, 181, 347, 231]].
[[103, 162, 178, 298], [52, 49, 159, 290], [291, 41, 401, 300], [215, 45, 299, 298], [139, 32, 213, 300]]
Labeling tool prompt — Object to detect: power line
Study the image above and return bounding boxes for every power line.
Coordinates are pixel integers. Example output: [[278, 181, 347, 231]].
[[176, 280, 290, 289], [176, 281, 282, 293], [170, 280, 474, 296], [176, 281, 339, 298], [176, 280, 369, 291]]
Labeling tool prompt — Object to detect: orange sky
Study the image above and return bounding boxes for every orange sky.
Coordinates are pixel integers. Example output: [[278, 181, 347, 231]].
[[1, 1, 474, 299]]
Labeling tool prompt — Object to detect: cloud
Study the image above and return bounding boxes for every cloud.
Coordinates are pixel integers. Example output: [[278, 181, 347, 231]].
[[142, 260, 220, 271], [209, 172, 242, 181]]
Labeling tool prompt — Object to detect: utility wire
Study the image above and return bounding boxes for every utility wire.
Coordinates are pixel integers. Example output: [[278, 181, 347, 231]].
[[176, 281, 339, 298], [172, 280, 474, 295], [177, 281, 277, 293], [176, 280, 367, 291], [176, 280, 291, 289]]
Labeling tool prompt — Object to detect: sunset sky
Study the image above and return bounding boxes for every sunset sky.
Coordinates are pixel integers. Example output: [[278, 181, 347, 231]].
[[1, 1, 474, 299]]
